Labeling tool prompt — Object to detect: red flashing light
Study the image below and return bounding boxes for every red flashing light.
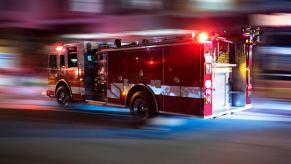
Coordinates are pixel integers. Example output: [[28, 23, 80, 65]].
[[146, 60, 158, 65], [198, 32, 209, 43]]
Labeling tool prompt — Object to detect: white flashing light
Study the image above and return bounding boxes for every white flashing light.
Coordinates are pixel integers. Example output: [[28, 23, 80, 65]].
[[198, 32, 209, 43], [55, 46, 63, 52], [205, 80, 212, 89]]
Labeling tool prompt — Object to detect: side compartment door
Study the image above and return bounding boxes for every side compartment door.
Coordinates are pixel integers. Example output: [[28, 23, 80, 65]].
[[163, 44, 204, 116], [144, 48, 163, 110]]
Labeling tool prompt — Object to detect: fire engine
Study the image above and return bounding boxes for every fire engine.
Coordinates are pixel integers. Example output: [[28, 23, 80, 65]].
[[47, 30, 257, 120]]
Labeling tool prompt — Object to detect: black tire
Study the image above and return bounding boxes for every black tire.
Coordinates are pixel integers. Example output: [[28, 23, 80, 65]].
[[56, 86, 71, 105], [129, 92, 156, 121]]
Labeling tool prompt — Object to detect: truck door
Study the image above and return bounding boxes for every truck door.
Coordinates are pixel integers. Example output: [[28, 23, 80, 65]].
[[64, 45, 84, 100], [58, 52, 66, 81]]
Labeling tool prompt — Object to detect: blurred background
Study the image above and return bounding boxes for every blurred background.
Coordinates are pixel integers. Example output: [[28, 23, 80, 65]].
[[0, 0, 291, 99], [0, 1, 291, 164]]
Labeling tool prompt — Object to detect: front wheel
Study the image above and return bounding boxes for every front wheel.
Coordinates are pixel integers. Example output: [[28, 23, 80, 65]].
[[56, 86, 71, 105], [129, 92, 156, 121]]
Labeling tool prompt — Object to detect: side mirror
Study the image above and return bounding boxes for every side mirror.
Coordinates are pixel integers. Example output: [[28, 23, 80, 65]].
[[114, 39, 121, 48]]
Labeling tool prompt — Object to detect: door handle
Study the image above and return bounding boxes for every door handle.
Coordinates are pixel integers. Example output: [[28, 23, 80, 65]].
[[173, 76, 180, 84]]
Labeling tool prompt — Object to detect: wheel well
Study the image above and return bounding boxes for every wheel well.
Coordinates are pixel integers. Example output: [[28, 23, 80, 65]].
[[126, 85, 158, 112], [55, 80, 72, 98]]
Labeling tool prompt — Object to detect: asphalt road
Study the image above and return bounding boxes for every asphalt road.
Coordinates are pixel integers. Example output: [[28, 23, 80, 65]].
[[0, 89, 290, 164]]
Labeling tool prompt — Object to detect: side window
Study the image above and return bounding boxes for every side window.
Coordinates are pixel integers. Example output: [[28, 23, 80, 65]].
[[49, 55, 57, 68], [60, 55, 65, 67], [68, 46, 78, 68]]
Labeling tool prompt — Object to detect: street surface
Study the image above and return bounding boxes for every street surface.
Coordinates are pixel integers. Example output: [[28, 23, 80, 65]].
[[0, 86, 290, 164]]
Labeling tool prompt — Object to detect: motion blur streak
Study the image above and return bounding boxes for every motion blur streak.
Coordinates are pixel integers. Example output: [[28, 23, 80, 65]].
[[251, 13, 291, 27]]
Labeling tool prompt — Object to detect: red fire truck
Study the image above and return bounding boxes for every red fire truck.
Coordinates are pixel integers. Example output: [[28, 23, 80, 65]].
[[47, 30, 256, 119]]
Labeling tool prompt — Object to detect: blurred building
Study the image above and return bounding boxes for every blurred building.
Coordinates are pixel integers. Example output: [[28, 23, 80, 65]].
[[0, 0, 290, 77], [0, 0, 254, 34], [251, 13, 291, 99], [0, 0, 290, 33]]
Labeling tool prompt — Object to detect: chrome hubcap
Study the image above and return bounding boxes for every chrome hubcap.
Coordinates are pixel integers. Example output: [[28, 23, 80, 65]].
[[133, 99, 148, 118], [58, 89, 69, 105]]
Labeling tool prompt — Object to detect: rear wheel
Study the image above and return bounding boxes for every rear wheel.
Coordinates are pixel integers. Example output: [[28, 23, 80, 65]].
[[56, 86, 71, 105], [129, 92, 156, 121]]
